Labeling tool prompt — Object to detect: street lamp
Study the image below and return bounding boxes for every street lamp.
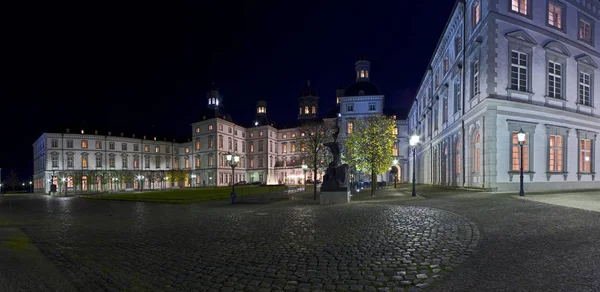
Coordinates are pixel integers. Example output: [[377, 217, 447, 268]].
[[226, 152, 241, 204], [517, 128, 526, 197], [136, 175, 145, 191], [392, 159, 399, 188], [191, 174, 197, 188], [61, 177, 67, 196], [0, 183, 3, 195], [29, 181, 32, 193], [409, 135, 420, 197], [302, 164, 308, 190]]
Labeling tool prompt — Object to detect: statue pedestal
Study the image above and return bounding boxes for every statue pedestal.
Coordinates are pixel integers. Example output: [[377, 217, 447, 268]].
[[320, 187, 350, 204]]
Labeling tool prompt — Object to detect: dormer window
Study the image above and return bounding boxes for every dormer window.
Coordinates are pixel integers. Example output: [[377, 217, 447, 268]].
[[358, 90, 365, 96]]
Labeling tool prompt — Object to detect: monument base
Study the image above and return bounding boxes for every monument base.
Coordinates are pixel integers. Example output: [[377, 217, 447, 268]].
[[320, 188, 350, 204]]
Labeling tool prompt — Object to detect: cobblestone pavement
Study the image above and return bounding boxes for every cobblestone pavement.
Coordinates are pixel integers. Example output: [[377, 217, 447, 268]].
[[0, 194, 478, 292]]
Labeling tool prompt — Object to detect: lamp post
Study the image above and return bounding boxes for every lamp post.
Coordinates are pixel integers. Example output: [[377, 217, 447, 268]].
[[137, 175, 145, 191], [226, 152, 240, 204], [29, 181, 32, 193], [302, 164, 308, 190], [393, 159, 398, 188], [0, 183, 3, 195], [409, 135, 420, 197], [517, 128, 526, 196]]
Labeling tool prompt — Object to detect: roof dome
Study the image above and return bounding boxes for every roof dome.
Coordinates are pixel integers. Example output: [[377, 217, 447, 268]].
[[344, 81, 380, 96], [324, 104, 340, 118]]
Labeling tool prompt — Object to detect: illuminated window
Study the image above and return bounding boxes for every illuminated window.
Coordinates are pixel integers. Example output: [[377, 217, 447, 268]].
[[311, 106, 316, 114], [96, 141, 102, 149], [579, 17, 593, 44], [548, 61, 562, 99], [511, 132, 529, 171], [195, 141, 200, 150], [393, 144, 398, 156], [208, 124, 213, 131], [304, 106, 309, 114], [67, 176, 73, 188], [347, 121, 353, 134], [219, 124, 223, 131], [511, 0, 528, 16], [81, 140, 88, 148], [580, 139, 592, 172], [283, 133, 287, 139], [549, 135, 564, 172], [82, 156, 88, 168], [185, 147, 190, 153], [208, 136, 213, 149], [250, 143, 254, 153], [283, 144, 287, 153], [360, 70, 365, 78], [144, 145, 150, 152], [185, 158, 189, 168], [548, 1, 563, 29], [259, 131, 263, 137], [299, 107, 302, 115], [208, 155, 213, 167], [218, 136, 223, 149], [394, 127, 398, 135], [155, 146, 160, 153], [196, 157, 200, 167], [195, 127, 200, 133], [133, 157, 139, 168], [472, 0, 481, 27], [474, 132, 483, 172], [291, 143, 296, 152], [366, 71, 369, 78]]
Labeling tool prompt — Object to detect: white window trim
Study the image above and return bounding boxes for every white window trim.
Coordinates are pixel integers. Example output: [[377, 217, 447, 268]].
[[545, 125, 569, 180]]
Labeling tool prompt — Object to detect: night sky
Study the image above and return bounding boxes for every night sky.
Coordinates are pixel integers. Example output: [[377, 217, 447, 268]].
[[2, 0, 455, 180]]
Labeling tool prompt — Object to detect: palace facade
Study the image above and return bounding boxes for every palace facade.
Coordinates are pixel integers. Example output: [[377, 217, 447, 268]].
[[407, 0, 600, 191], [33, 59, 408, 193]]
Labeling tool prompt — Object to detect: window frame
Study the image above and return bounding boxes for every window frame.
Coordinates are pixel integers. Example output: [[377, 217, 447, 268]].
[[545, 125, 569, 176], [472, 59, 480, 99], [472, 0, 481, 29], [578, 13, 594, 46], [547, 0, 566, 32], [509, 50, 530, 92], [546, 53, 566, 100], [577, 130, 597, 177], [509, 0, 531, 18], [507, 121, 537, 179], [577, 58, 596, 108]]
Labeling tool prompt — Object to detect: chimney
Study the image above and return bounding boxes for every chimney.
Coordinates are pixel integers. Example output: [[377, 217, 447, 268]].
[[121, 133, 124, 137], [94, 130, 98, 135], [143, 135, 146, 140], [153, 137, 157, 141], [81, 130, 84, 134], [66, 128, 70, 133], [108, 132, 112, 136], [133, 134, 136, 138]]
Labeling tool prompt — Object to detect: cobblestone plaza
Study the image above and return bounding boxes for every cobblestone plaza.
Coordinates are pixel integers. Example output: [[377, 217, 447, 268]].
[[2, 188, 600, 291]]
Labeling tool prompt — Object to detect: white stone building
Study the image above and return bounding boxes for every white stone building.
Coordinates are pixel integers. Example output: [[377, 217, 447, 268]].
[[33, 59, 406, 193], [406, 0, 600, 191]]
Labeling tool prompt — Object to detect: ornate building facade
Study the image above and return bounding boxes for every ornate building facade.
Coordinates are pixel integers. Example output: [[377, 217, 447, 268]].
[[407, 0, 600, 191], [33, 59, 406, 193]]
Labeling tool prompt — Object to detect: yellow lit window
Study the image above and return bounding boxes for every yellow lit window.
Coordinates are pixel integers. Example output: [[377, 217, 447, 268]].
[[347, 121, 353, 134], [195, 141, 200, 150], [81, 140, 88, 148], [185, 147, 190, 153], [82, 156, 88, 168]]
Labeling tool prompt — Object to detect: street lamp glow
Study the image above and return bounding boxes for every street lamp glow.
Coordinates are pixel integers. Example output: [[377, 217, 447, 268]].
[[409, 135, 420, 146], [393, 159, 398, 165], [517, 128, 526, 144], [226, 152, 241, 204], [254, 121, 258, 126], [226, 154, 232, 161], [29, 181, 32, 185]]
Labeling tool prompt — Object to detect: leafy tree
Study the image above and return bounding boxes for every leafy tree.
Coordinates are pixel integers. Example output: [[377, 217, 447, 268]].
[[296, 120, 333, 200], [85, 170, 99, 192], [167, 169, 177, 185], [345, 115, 396, 196], [122, 171, 135, 187], [5, 169, 19, 191]]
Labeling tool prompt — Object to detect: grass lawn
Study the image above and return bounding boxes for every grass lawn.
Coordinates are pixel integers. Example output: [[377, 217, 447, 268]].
[[80, 185, 287, 204]]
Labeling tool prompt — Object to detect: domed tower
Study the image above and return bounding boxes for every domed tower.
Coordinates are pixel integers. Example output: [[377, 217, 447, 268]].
[[336, 85, 345, 104], [355, 56, 371, 82], [207, 82, 219, 109], [345, 57, 380, 97], [298, 80, 319, 120], [254, 100, 271, 126]]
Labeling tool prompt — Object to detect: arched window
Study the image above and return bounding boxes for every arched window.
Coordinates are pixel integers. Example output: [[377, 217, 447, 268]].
[[67, 176, 73, 188], [473, 132, 481, 173], [360, 70, 365, 78], [456, 140, 461, 174], [366, 70, 369, 78], [311, 106, 316, 114], [304, 106, 309, 114], [299, 107, 302, 115]]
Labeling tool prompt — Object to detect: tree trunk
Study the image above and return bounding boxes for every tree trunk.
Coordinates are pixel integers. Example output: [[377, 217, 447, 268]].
[[371, 170, 376, 197]]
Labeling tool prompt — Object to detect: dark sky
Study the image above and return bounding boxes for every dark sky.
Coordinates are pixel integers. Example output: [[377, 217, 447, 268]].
[[1, 0, 456, 180]]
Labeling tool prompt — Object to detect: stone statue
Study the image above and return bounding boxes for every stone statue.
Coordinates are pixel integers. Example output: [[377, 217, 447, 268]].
[[322, 119, 348, 191]]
